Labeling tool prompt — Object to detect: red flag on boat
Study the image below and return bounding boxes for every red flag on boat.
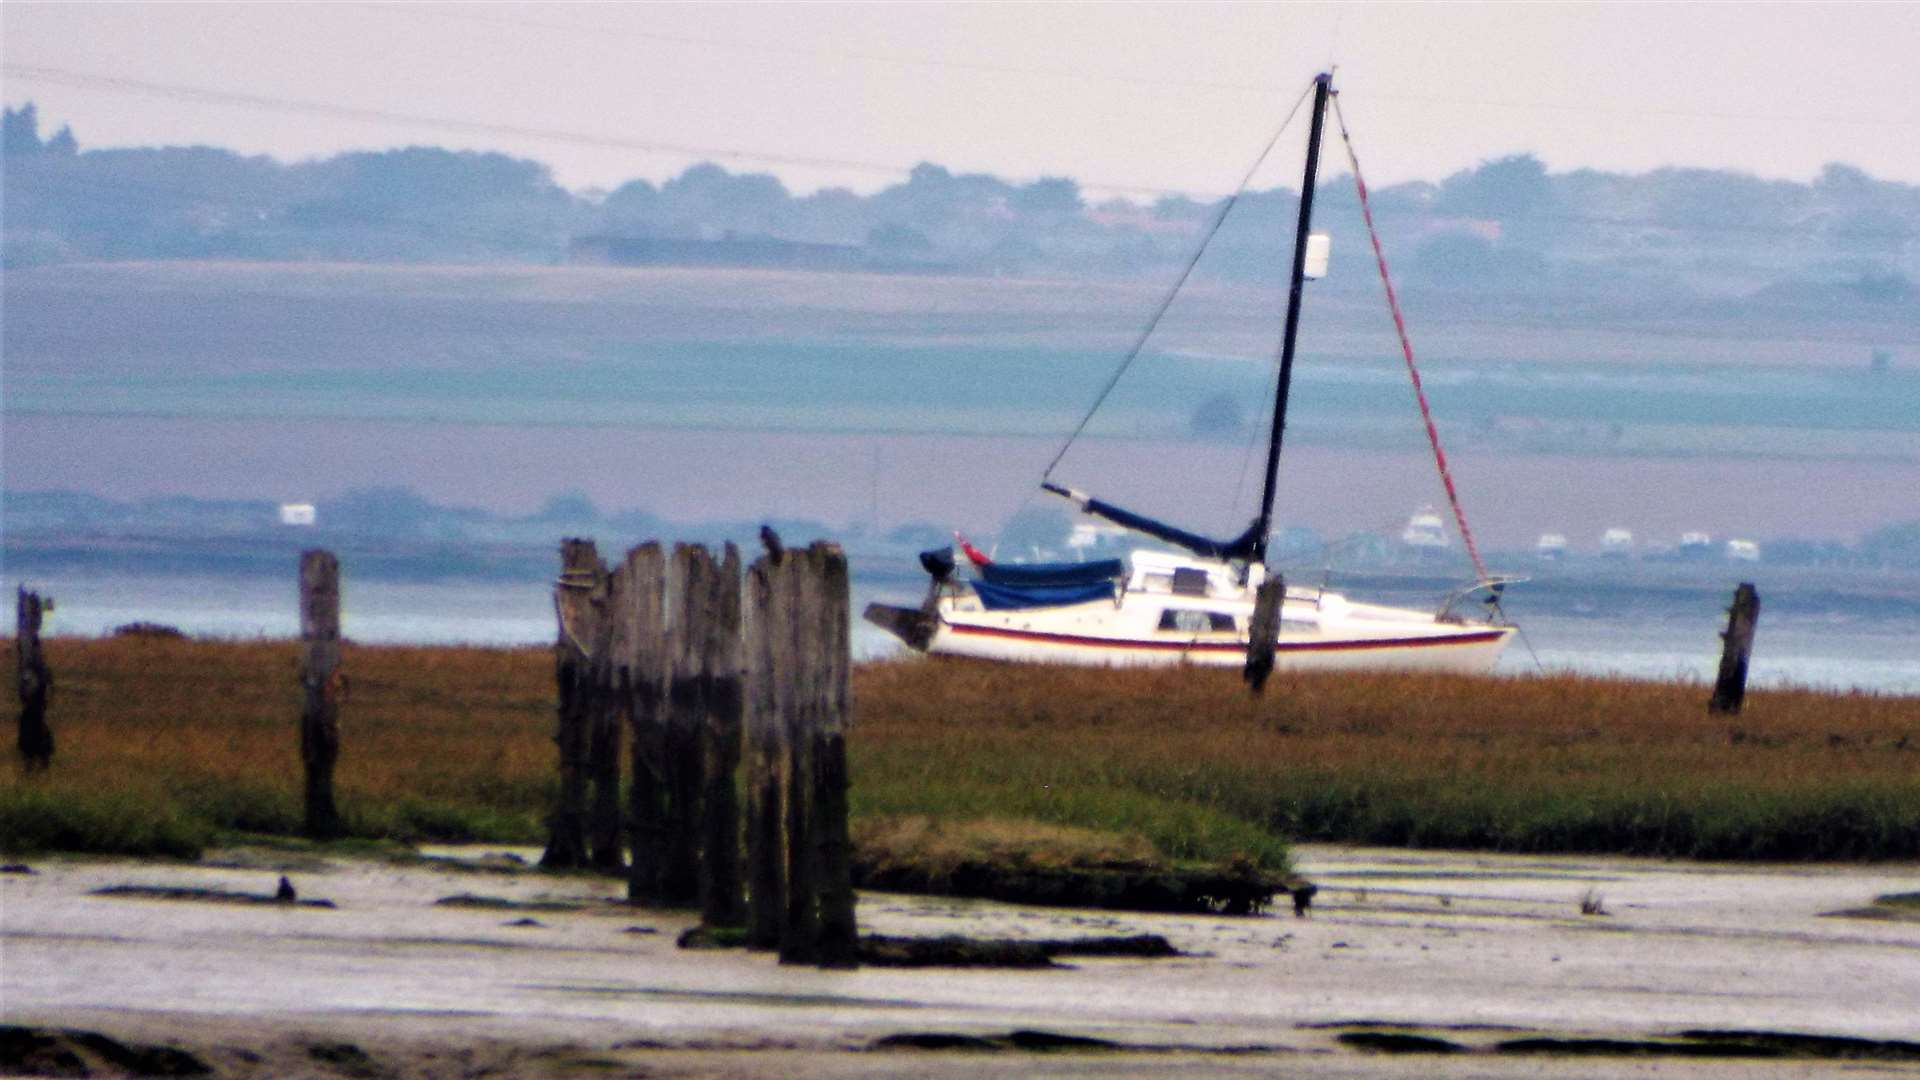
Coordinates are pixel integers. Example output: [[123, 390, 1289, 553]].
[[956, 532, 993, 567]]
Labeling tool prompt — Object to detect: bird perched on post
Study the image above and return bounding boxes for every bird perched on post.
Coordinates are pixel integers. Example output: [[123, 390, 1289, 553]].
[[759, 525, 785, 563]]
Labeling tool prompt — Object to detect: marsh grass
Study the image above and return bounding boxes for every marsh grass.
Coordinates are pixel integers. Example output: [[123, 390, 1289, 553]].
[[3, 639, 1915, 864], [0, 637, 554, 856], [850, 658, 1920, 863], [852, 815, 1163, 879]]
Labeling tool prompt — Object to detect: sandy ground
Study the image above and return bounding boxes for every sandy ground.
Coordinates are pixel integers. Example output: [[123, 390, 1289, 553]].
[[3, 844, 1917, 1078]]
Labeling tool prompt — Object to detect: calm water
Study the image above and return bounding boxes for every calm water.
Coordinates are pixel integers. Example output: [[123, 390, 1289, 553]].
[[18, 562, 1919, 695]]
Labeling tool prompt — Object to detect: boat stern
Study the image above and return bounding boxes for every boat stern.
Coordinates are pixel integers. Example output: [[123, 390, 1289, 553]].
[[863, 602, 938, 652]]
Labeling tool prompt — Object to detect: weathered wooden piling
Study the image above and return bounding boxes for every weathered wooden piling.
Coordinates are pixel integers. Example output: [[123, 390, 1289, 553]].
[[15, 587, 54, 771], [297, 551, 344, 839], [587, 561, 625, 871], [807, 544, 858, 968], [661, 544, 719, 906], [576, 531, 854, 965], [770, 542, 858, 967], [543, 538, 604, 868], [1244, 574, 1285, 694], [778, 547, 820, 965], [617, 543, 669, 904], [699, 544, 746, 929], [1709, 582, 1761, 715], [742, 542, 789, 949]]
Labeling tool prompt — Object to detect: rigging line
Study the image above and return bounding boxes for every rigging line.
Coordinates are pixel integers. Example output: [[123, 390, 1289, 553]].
[[1512, 619, 1548, 674], [1332, 92, 1491, 584], [1360, 89, 1917, 129], [1227, 362, 1279, 530], [1038, 78, 1315, 485]]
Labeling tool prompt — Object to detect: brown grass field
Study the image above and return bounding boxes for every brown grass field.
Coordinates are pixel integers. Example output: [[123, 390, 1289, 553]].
[[2, 636, 1917, 863]]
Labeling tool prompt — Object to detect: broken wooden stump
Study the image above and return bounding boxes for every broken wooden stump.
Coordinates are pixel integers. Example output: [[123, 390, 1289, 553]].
[[297, 551, 343, 839], [698, 545, 746, 930], [543, 538, 605, 868], [560, 531, 855, 969], [586, 559, 624, 872], [742, 538, 788, 949], [616, 543, 668, 903], [768, 542, 857, 967], [1709, 582, 1761, 715], [15, 587, 53, 771], [1244, 573, 1284, 694], [808, 544, 858, 969], [660, 545, 710, 906]]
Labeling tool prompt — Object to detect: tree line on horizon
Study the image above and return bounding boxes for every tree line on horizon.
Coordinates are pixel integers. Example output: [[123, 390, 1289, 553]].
[[3, 101, 1915, 306]]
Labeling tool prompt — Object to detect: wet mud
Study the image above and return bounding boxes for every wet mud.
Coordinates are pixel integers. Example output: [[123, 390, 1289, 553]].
[[88, 884, 336, 909], [3, 845, 1917, 1077], [851, 858, 1285, 915]]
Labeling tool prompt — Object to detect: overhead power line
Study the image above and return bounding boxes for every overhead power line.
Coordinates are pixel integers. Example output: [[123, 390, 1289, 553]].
[[1, 62, 1212, 199], [8, 62, 1914, 217], [350, 3, 1293, 99], [4, 64, 908, 178], [355, 3, 1920, 130]]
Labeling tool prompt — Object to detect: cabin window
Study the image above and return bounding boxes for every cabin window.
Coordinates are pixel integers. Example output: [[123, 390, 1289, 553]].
[[1159, 609, 1237, 634], [1171, 567, 1211, 597]]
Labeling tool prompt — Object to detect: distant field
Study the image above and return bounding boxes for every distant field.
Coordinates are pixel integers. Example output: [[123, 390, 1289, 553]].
[[5, 259, 1914, 367], [7, 258, 1917, 545], [3, 637, 1914, 864]]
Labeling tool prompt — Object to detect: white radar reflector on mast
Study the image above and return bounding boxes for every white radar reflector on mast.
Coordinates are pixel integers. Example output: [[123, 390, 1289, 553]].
[[1303, 233, 1331, 280]]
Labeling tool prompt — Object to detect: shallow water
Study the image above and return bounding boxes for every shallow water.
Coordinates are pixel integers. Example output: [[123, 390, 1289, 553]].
[[14, 563, 1919, 694]]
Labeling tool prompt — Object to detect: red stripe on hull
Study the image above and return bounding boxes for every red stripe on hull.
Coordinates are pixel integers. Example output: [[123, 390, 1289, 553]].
[[946, 622, 1509, 653]]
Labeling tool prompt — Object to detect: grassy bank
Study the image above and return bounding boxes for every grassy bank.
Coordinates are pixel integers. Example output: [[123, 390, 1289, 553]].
[[0, 638, 553, 858], [853, 659, 1920, 861], [2, 637, 1916, 863]]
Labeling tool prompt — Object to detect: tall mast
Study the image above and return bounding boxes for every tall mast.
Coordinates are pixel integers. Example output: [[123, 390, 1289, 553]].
[[1252, 71, 1332, 566]]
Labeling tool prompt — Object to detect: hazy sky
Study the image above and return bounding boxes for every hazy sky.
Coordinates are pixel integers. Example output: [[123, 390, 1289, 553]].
[[6, 2, 1919, 199]]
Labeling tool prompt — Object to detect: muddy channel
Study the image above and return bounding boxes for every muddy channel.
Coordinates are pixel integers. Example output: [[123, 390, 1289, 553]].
[[3, 845, 1917, 1078]]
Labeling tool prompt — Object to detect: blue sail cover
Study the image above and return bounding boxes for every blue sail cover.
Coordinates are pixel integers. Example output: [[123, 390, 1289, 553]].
[[1083, 499, 1263, 562], [971, 558, 1122, 611], [973, 577, 1118, 611], [978, 559, 1123, 587]]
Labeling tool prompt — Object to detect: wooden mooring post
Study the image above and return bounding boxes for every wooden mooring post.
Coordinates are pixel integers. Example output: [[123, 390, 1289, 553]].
[[544, 538, 606, 868], [698, 545, 746, 929], [298, 551, 344, 839], [1244, 573, 1284, 695], [1709, 582, 1761, 715], [742, 541, 788, 949], [15, 587, 54, 771], [806, 544, 858, 969], [573, 532, 856, 968], [660, 545, 710, 906], [587, 562, 625, 872], [650, 544, 749, 916], [614, 543, 667, 902], [751, 541, 858, 967]]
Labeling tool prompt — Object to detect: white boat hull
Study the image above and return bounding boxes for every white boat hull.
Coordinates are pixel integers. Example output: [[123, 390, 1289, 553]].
[[925, 606, 1511, 674], [869, 551, 1514, 676], [928, 619, 1510, 673]]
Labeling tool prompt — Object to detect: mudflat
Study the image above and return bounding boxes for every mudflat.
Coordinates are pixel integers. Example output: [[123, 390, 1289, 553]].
[[3, 844, 1917, 1078]]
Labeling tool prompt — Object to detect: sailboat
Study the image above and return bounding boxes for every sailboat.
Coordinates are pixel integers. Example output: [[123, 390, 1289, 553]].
[[865, 73, 1515, 674]]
